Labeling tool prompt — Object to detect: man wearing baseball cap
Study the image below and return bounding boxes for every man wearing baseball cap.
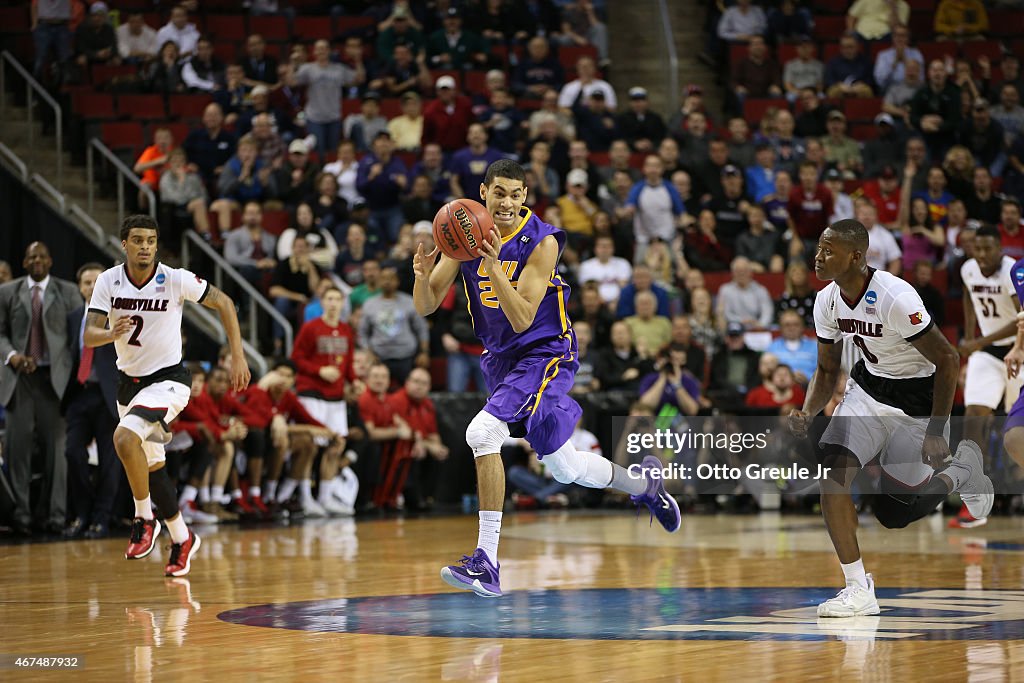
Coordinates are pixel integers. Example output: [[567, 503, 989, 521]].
[[425, 7, 487, 70], [616, 87, 667, 153], [74, 2, 118, 69], [422, 74, 473, 152]]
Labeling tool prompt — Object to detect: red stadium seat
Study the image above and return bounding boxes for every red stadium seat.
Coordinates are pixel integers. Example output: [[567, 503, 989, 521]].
[[262, 209, 290, 235], [815, 0, 848, 14], [776, 43, 799, 64], [963, 41, 1003, 64], [212, 41, 240, 64], [843, 97, 883, 122], [628, 152, 646, 169], [431, 69, 462, 90], [464, 70, 488, 95], [205, 14, 247, 42], [588, 152, 610, 167], [101, 121, 145, 151], [73, 92, 116, 120], [396, 151, 419, 169], [907, 0, 935, 9], [557, 44, 598, 71], [249, 15, 290, 42], [813, 16, 845, 41], [117, 94, 167, 121], [908, 11, 933, 38], [379, 98, 402, 118], [335, 16, 376, 35], [743, 98, 788, 124], [160, 122, 192, 145], [90, 63, 138, 86], [168, 94, 212, 120], [341, 98, 361, 117], [0, 5, 29, 33], [850, 122, 879, 140], [917, 41, 954, 64], [293, 16, 332, 41]]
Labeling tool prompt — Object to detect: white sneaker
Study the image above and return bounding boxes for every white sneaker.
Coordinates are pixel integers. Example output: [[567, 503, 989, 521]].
[[951, 440, 994, 521], [320, 497, 352, 517], [181, 501, 219, 525], [817, 574, 880, 617], [301, 499, 327, 518]]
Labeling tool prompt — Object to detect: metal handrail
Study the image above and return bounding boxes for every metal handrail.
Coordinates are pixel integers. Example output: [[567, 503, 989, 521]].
[[87, 137, 156, 227], [655, 0, 680, 120], [31, 172, 66, 212], [68, 203, 108, 245], [181, 230, 294, 356], [185, 300, 269, 378], [0, 142, 27, 182], [0, 50, 63, 189]]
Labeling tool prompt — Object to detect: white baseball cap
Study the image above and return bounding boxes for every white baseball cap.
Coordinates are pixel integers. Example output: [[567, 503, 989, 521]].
[[436, 75, 456, 90]]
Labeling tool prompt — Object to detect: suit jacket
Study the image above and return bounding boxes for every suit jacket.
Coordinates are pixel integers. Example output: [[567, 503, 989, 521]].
[[0, 276, 82, 405], [64, 305, 118, 417]]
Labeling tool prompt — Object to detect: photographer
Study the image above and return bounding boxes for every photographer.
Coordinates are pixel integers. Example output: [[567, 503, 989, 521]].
[[637, 343, 707, 416]]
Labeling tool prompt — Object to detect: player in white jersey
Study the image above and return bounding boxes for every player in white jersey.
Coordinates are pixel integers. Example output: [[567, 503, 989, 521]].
[[85, 215, 249, 576], [789, 219, 993, 618], [955, 224, 1021, 527]]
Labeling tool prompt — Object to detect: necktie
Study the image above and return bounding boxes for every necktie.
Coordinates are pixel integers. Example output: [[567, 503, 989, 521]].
[[28, 285, 46, 363], [77, 341, 94, 384]]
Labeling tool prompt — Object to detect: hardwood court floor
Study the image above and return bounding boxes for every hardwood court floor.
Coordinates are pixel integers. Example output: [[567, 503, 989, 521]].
[[2, 511, 1024, 682]]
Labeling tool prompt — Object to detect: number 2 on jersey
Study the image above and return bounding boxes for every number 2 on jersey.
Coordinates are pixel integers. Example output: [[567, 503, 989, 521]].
[[478, 260, 518, 308], [127, 315, 144, 346]]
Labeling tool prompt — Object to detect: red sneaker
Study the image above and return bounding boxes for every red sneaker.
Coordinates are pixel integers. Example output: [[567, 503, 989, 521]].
[[250, 495, 270, 517], [165, 530, 202, 577], [229, 496, 256, 517], [125, 517, 162, 559], [948, 503, 988, 529]]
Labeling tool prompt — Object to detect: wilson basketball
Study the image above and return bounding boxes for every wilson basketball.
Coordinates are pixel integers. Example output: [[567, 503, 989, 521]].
[[432, 199, 494, 262]]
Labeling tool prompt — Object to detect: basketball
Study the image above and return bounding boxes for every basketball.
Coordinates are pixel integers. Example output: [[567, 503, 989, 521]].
[[432, 199, 494, 262]]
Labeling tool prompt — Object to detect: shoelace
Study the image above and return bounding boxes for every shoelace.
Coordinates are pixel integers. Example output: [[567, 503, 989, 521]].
[[458, 552, 487, 573], [167, 542, 183, 566], [829, 585, 862, 605], [129, 519, 146, 544]]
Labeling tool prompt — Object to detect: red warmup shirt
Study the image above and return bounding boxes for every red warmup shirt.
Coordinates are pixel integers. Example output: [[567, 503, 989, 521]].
[[787, 184, 833, 239], [861, 182, 901, 226], [207, 390, 262, 430], [359, 387, 411, 458], [387, 388, 439, 439], [999, 222, 1024, 260], [421, 96, 474, 152], [173, 391, 223, 440], [292, 317, 356, 401], [239, 385, 326, 430], [745, 384, 806, 409]]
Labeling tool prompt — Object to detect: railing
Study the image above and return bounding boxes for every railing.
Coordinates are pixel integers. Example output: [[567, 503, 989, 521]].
[[0, 50, 63, 189], [187, 301, 270, 378], [180, 230, 294, 356], [86, 137, 156, 228], [655, 0, 680, 120]]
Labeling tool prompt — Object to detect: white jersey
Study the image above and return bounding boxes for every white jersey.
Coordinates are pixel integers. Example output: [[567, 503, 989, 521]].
[[814, 269, 934, 380], [961, 256, 1017, 346], [89, 263, 209, 377]]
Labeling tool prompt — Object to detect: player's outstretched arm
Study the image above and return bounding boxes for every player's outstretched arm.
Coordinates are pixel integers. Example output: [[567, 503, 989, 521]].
[[201, 285, 251, 391], [478, 232, 557, 333], [789, 339, 843, 438], [412, 243, 460, 316], [910, 325, 959, 466], [83, 310, 132, 348]]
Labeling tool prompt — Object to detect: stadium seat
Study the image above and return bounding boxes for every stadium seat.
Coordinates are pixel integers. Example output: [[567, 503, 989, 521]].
[[336, 16, 376, 35], [0, 5, 29, 33], [205, 14, 247, 42], [842, 97, 883, 122], [849, 123, 878, 140], [168, 94, 213, 120], [908, 11, 933, 38], [101, 121, 145, 151], [90, 63, 138, 86], [396, 151, 419, 169], [431, 69, 462, 90], [464, 70, 488, 95], [963, 41, 1003, 64], [379, 98, 402, 118], [213, 41, 240, 64], [117, 94, 167, 121], [907, 0, 935, 9], [262, 209, 290, 235], [917, 41, 953, 64], [813, 16, 845, 41], [249, 15, 290, 42], [294, 16, 333, 41], [776, 43, 799, 64], [557, 44, 598, 71], [743, 98, 788, 124], [160, 122, 192, 145], [72, 92, 116, 120], [814, 0, 848, 14]]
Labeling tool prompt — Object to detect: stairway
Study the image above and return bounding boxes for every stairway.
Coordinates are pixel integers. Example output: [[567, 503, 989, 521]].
[[607, 0, 723, 124]]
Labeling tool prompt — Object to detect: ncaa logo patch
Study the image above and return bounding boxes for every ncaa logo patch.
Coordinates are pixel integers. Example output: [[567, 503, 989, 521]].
[[156, 273, 166, 285], [865, 290, 878, 305], [1016, 267, 1024, 285]]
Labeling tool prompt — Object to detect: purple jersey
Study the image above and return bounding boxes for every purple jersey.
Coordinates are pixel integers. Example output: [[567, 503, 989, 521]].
[[1013, 258, 1024, 305], [1006, 258, 1024, 433], [460, 208, 572, 356]]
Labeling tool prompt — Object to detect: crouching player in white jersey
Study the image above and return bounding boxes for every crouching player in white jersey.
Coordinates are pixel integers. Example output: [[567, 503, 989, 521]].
[[955, 224, 1021, 527], [85, 215, 250, 576], [789, 219, 994, 617]]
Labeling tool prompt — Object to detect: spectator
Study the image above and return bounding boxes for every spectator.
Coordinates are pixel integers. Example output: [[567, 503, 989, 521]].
[[564, 139, 602, 203], [627, 155, 687, 254], [731, 35, 782, 107], [342, 91, 387, 153], [270, 234, 321, 348], [0, 242, 82, 536], [745, 363, 806, 414], [874, 25, 925, 95], [422, 75, 475, 153], [348, 260, 381, 313], [857, 197, 902, 273], [617, 264, 672, 319], [671, 170, 695, 209], [513, 36, 564, 98], [708, 165, 752, 247], [321, 140, 362, 209], [686, 209, 733, 272], [159, 147, 212, 240], [335, 222, 371, 286], [999, 198, 1024, 260], [447, 124, 503, 200], [638, 343, 703, 416], [383, 92, 424, 152], [803, 138, 829, 179], [825, 33, 875, 99], [964, 166, 1002, 224], [824, 168, 855, 223], [558, 55, 617, 109], [991, 84, 1024, 147], [717, 0, 767, 43], [862, 163, 903, 228], [31, 0, 72, 81], [426, 7, 488, 71], [708, 322, 762, 399], [788, 160, 833, 253], [74, 2, 117, 70], [624, 291, 673, 356], [116, 12, 157, 64], [745, 143, 778, 204], [181, 36, 224, 92], [524, 140, 561, 204], [821, 110, 863, 178], [214, 64, 250, 126], [914, 164, 956, 225], [237, 85, 292, 138], [386, 368, 448, 512], [559, 0, 610, 65], [376, 5, 425, 63], [576, 282, 614, 348], [934, 0, 988, 40], [863, 115, 905, 179], [717, 256, 774, 331], [578, 235, 632, 305], [212, 136, 276, 231], [270, 139, 317, 209], [359, 267, 429, 384], [290, 39, 365, 158], [763, 169, 795, 233], [765, 310, 817, 383], [902, 135, 930, 191], [309, 172, 349, 239], [156, 4, 200, 57], [436, 281, 487, 392], [223, 201, 277, 289], [249, 112, 285, 169], [727, 117, 757, 170], [766, 0, 813, 47], [183, 103, 236, 190], [783, 36, 824, 101], [411, 143, 452, 206], [277, 201, 339, 269], [766, 109, 805, 177], [881, 59, 923, 129], [963, 98, 1006, 175], [146, 40, 185, 94], [912, 259, 946, 325], [374, 43, 430, 98], [557, 168, 600, 242], [240, 34, 279, 87], [134, 127, 173, 210], [911, 59, 963, 160], [688, 285, 722, 357], [358, 362, 411, 510], [776, 261, 816, 327], [848, 0, 909, 41], [899, 191, 944, 273], [736, 205, 784, 272], [942, 144, 976, 199], [992, 55, 1024, 103], [676, 111, 713, 169], [794, 87, 830, 138], [667, 315, 707, 377], [595, 321, 654, 392], [357, 132, 408, 244]]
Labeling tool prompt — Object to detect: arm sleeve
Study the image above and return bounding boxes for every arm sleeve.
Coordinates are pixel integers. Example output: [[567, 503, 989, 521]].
[[625, 182, 643, 207], [177, 268, 211, 304], [757, 286, 774, 327], [557, 82, 580, 109], [223, 232, 255, 267], [717, 10, 738, 40], [181, 62, 215, 91], [357, 302, 371, 348], [293, 64, 310, 86], [276, 229, 296, 261], [812, 290, 840, 343], [873, 51, 893, 91], [888, 290, 933, 341], [666, 182, 686, 215], [89, 271, 112, 316], [284, 392, 325, 427]]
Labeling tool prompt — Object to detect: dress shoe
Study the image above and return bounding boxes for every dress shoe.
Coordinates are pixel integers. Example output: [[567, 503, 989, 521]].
[[11, 520, 32, 537], [84, 522, 109, 539], [64, 518, 87, 539]]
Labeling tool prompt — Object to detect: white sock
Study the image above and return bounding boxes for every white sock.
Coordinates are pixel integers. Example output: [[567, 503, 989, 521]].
[[199, 486, 210, 504], [477, 511, 502, 565], [841, 558, 869, 590], [943, 461, 971, 491], [265, 480, 278, 501], [299, 479, 313, 503], [134, 496, 154, 520], [249, 486, 261, 498], [231, 488, 242, 500], [277, 478, 297, 503], [319, 478, 336, 504], [180, 485, 198, 506], [211, 485, 224, 502], [166, 514, 189, 544]]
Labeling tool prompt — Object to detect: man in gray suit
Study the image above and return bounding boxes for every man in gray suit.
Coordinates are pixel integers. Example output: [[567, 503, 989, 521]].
[[0, 242, 82, 535]]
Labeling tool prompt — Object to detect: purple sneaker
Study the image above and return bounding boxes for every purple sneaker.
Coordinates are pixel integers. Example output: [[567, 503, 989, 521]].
[[630, 455, 682, 533], [440, 548, 502, 597]]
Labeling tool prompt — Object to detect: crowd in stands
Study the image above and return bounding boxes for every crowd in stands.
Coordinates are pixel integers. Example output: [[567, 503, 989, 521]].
[[7, 0, 1024, 532]]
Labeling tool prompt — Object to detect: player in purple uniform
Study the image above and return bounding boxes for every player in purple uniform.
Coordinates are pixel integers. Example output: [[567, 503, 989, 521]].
[[413, 160, 681, 598], [1001, 258, 1024, 469]]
